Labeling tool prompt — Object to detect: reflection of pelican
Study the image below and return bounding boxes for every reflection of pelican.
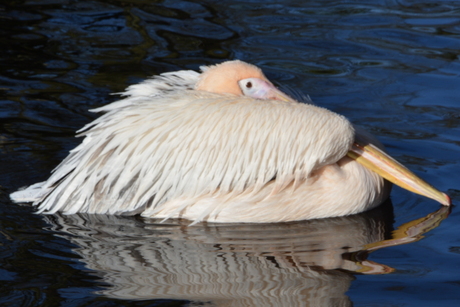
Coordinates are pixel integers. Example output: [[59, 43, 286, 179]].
[[11, 61, 450, 222], [44, 204, 449, 305]]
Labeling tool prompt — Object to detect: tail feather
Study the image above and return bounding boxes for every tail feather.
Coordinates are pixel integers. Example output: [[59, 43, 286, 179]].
[[10, 182, 47, 203]]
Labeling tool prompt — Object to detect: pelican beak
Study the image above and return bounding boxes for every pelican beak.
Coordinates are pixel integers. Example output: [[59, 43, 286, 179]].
[[260, 83, 450, 206], [266, 86, 296, 102], [347, 142, 451, 206]]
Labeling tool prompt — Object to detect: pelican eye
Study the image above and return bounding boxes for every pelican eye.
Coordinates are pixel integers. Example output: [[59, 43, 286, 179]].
[[238, 77, 267, 98]]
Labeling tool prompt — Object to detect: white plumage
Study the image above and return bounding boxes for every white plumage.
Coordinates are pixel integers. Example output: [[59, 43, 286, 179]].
[[12, 60, 447, 223]]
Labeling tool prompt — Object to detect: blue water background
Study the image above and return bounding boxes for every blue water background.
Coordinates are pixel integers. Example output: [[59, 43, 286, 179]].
[[1, 0, 460, 306]]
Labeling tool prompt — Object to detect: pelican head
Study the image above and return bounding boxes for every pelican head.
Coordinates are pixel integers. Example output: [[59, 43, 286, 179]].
[[196, 60, 293, 101]]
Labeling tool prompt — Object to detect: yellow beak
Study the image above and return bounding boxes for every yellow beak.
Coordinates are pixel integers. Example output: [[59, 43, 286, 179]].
[[267, 85, 450, 207], [347, 142, 451, 206]]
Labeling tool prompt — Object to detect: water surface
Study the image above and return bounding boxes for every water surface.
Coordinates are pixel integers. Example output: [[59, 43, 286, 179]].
[[1, 0, 460, 306]]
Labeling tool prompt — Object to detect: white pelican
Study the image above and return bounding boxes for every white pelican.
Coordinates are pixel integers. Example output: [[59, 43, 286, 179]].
[[10, 60, 450, 223]]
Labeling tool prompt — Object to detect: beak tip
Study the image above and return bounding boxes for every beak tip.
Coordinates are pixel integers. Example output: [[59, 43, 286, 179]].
[[442, 193, 452, 207]]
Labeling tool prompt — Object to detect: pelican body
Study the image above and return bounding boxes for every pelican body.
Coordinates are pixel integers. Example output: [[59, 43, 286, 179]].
[[10, 61, 450, 223]]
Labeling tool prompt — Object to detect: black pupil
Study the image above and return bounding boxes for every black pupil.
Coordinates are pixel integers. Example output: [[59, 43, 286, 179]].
[[246, 81, 252, 88]]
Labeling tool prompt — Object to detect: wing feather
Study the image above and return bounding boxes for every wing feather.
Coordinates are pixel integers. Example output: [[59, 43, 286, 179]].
[[30, 90, 354, 216]]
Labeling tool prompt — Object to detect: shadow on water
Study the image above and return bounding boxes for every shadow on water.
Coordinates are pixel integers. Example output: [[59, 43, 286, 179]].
[[35, 201, 448, 306]]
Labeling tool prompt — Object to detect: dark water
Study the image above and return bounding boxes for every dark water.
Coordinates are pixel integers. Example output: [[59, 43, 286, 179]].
[[1, 0, 460, 306]]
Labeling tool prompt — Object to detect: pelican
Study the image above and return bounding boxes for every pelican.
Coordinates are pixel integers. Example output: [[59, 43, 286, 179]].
[[10, 60, 450, 223]]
